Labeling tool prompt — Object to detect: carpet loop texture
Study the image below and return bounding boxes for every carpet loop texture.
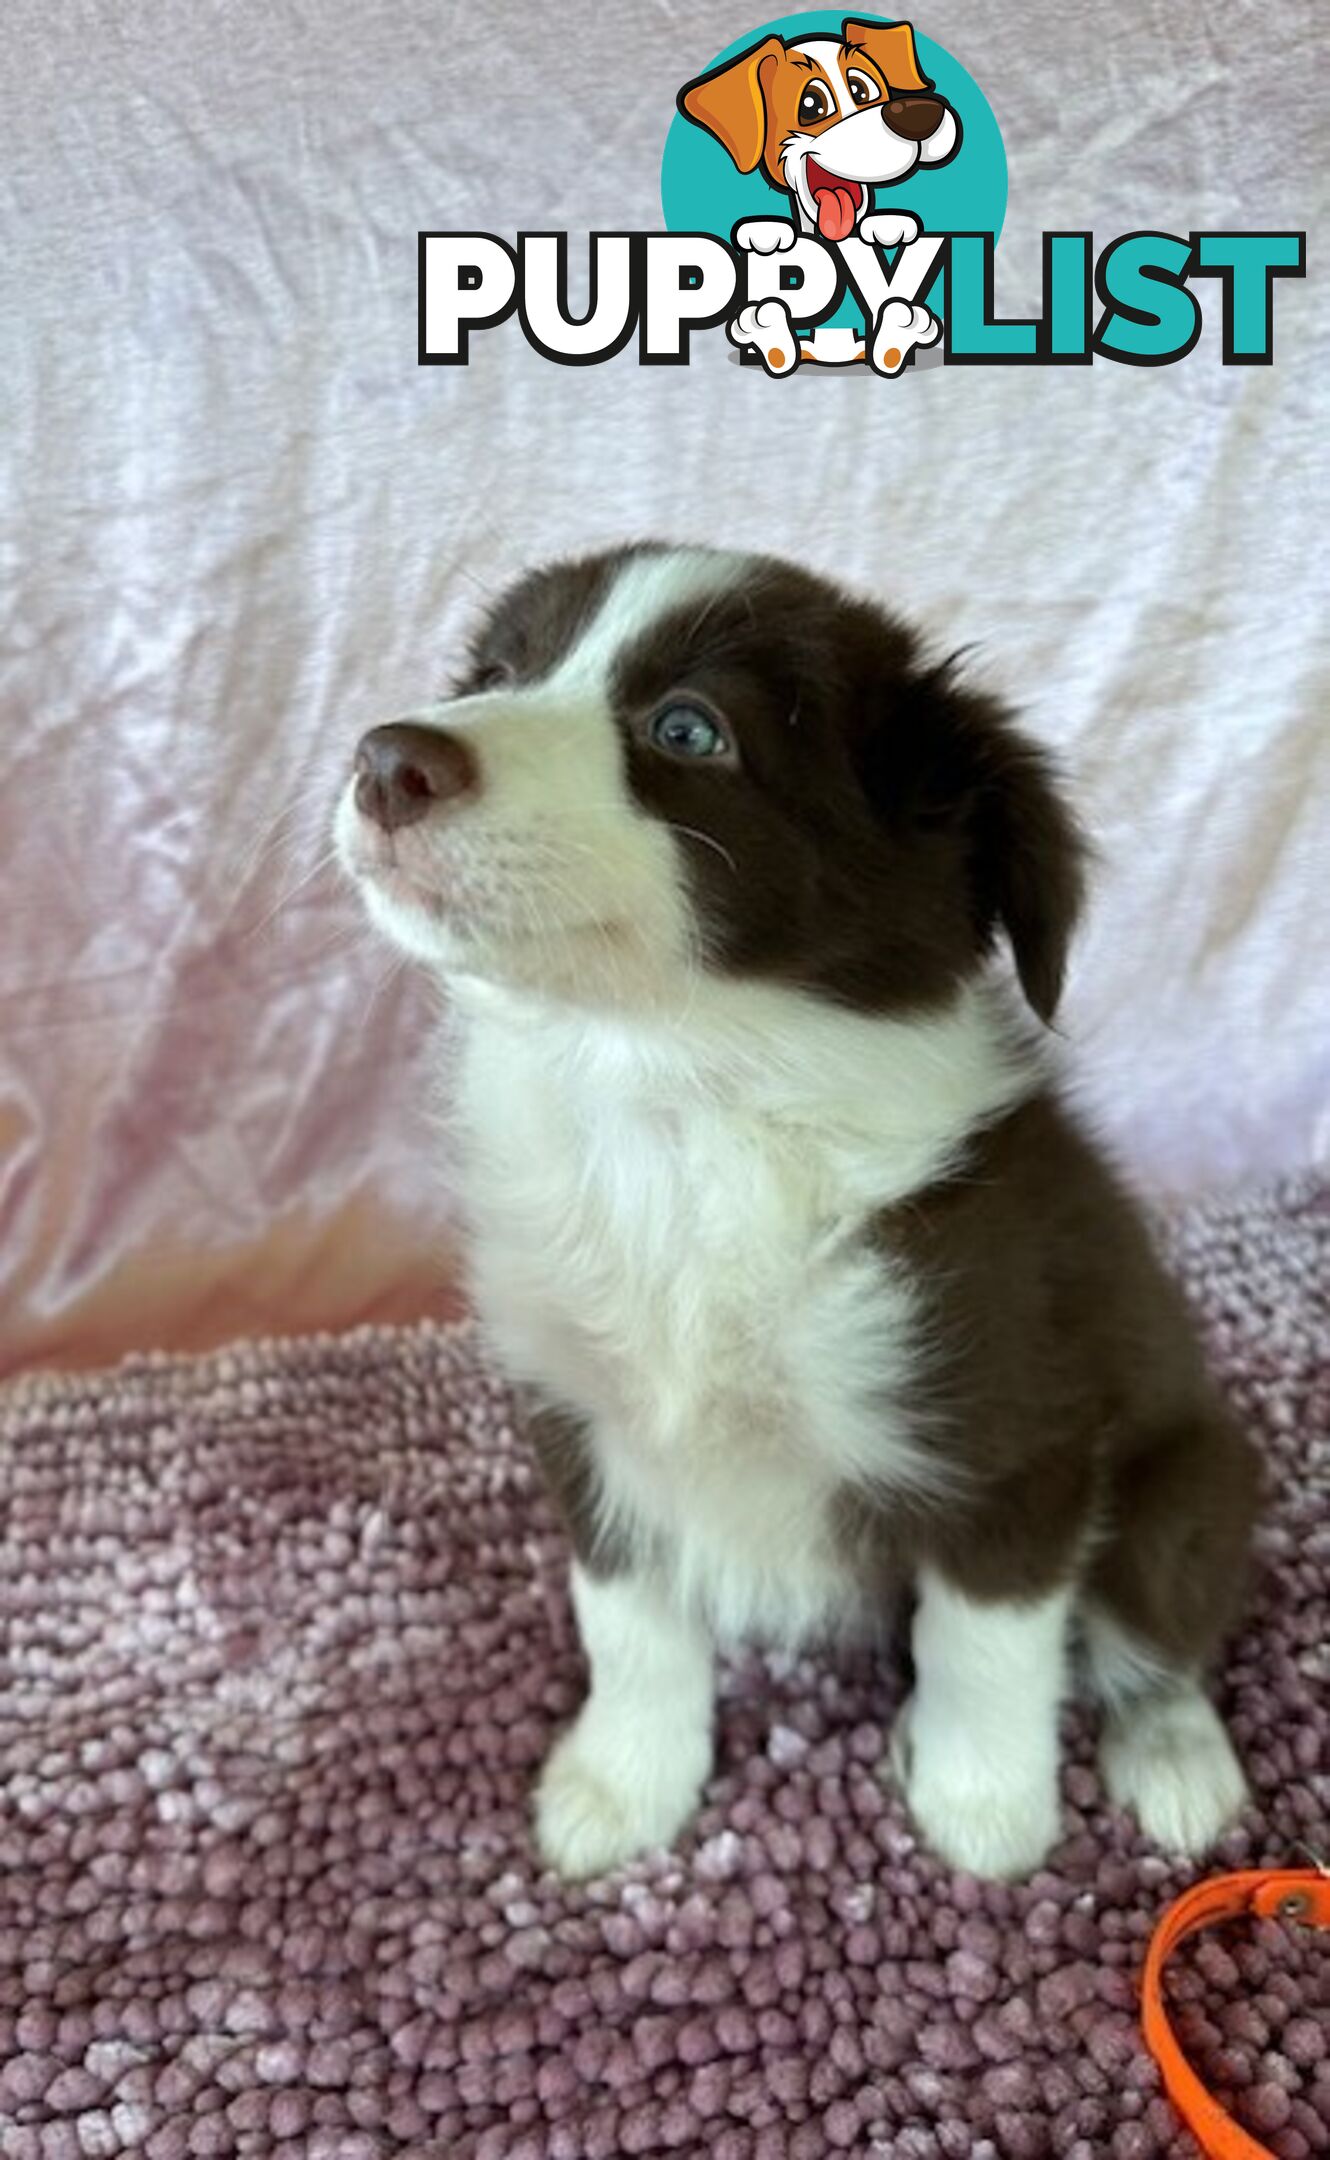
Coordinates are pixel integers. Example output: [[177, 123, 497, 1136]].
[[1, 1178, 1327, 2158]]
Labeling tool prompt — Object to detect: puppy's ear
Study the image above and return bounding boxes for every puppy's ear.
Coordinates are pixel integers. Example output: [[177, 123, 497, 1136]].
[[861, 663, 1088, 1025], [678, 36, 784, 173], [969, 708, 1087, 1025], [841, 18, 931, 93]]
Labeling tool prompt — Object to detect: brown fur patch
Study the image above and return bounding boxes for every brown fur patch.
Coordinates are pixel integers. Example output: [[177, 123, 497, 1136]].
[[457, 550, 624, 696], [587, 551, 1088, 1020], [845, 1094, 1259, 1666]]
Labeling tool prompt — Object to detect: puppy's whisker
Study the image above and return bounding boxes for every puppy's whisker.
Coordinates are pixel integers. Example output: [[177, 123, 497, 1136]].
[[452, 561, 499, 604], [666, 822, 739, 877], [216, 792, 320, 920], [236, 845, 343, 946], [690, 576, 739, 642]]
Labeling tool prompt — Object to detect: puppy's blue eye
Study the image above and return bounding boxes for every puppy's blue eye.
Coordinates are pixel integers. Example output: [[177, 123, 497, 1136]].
[[649, 706, 730, 760]]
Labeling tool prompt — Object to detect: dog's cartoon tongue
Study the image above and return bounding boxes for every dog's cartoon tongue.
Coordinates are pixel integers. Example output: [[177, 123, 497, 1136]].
[[813, 182, 859, 243]]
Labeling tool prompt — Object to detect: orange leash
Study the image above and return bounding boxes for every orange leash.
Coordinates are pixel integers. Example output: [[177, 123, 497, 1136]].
[[1141, 1867, 1330, 2158]]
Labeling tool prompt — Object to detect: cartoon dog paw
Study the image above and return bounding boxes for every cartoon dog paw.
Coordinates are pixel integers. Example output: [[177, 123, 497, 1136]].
[[728, 298, 800, 376], [858, 211, 922, 251], [734, 218, 797, 255], [869, 298, 940, 377]]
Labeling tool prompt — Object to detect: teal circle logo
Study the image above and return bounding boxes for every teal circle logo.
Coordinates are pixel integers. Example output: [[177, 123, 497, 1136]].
[[661, 13, 1006, 335]]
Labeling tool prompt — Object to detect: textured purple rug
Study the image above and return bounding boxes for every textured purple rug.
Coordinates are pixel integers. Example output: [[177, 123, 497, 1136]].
[[2, 1180, 1327, 2160]]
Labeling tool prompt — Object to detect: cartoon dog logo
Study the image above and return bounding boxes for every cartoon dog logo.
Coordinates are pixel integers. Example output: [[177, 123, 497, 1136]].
[[678, 17, 960, 374]]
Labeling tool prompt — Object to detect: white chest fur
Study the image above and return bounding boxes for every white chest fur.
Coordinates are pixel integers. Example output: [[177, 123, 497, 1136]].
[[448, 981, 1031, 1646]]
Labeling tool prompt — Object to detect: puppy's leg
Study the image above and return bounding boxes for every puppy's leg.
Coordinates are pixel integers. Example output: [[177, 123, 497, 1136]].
[[893, 1568, 1070, 1878], [536, 1565, 714, 1879], [727, 298, 800, 376], [1086, 1613, 1249, 1854], [868, 298, 940, 376], [1085, 1409, 1257, 1854]]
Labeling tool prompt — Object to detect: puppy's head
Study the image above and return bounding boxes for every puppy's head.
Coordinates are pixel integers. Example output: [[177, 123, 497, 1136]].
[[679, 17, 960, 240], [336, 544, 1085, 1022]]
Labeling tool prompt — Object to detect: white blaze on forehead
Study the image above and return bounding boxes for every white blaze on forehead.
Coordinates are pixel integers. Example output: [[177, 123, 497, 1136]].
[[340, 547, 758, 998], [790, 40, 854, 117], [342, 547, 756, 991], [546, 547, 752, 698]]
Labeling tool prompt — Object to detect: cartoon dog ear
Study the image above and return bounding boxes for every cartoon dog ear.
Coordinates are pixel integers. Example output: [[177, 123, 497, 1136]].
[[841, 18, 932, 93], [678, 36, 785, 174], [861, 663, 1088, 1025]]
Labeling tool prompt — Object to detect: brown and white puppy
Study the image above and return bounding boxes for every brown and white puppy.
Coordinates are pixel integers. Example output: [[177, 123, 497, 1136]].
[[335, 544, 1257, 1881], [680, 18, 959, 373]]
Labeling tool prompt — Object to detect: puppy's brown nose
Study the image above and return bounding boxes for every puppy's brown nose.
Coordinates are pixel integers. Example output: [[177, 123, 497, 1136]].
[[353, 722, 477, 832], [882, 94, 944, 141]]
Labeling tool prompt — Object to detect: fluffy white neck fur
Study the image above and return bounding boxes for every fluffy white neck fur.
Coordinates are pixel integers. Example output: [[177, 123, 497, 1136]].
[[447, 970, 1041, 1210]]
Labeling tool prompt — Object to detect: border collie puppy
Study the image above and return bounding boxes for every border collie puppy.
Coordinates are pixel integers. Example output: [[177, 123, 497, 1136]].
[[335, 543, 1257, 1881]]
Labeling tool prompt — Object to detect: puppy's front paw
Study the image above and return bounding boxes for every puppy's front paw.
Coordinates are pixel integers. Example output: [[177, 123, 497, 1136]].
[[858, 210, 922, 250], [1101, 1687, 1248, 1856], [727, 298, 800, 376], [869, 298, 940, 376], [734, 218, 797, 254], [535, 1715, 706, 1880], [889, 1694, 1061, 1880]]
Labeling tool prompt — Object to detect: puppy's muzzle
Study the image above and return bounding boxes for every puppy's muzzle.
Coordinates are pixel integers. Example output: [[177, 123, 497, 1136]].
[[882, 95, 944, 142], [353, 722, 478, 832]]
